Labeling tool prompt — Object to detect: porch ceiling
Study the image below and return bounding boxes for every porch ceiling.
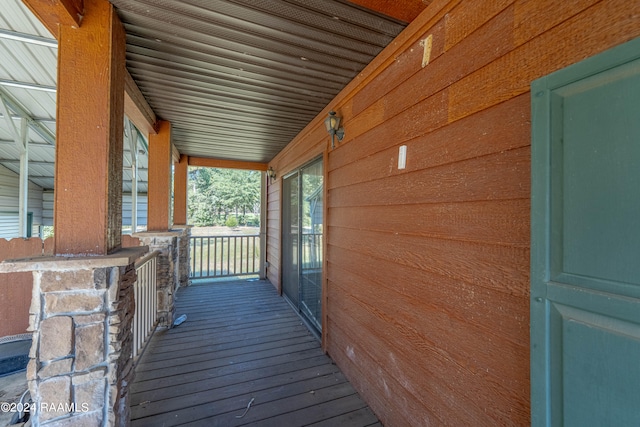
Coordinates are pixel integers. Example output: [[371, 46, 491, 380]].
[[109, 0, 420, 163]]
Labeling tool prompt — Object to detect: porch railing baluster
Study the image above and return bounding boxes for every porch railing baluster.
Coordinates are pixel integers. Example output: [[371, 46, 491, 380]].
[[189, 234, 260, 279], [227, 236, 231, 275], [199, 237, 204, 278], [132, 250, 160, 361], [206, 237, 211, 277]]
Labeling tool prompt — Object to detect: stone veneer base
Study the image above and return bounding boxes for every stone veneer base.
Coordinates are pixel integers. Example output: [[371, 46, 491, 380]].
[[0, 246, 147, 427]]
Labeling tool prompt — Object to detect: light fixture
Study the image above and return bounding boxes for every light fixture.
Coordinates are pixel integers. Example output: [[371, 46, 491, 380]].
[[267, 166, 276, 182], [324, 110, 345, 149]]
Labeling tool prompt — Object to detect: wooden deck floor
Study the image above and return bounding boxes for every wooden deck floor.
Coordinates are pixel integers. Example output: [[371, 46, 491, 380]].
[[130, 279, 381, 427]]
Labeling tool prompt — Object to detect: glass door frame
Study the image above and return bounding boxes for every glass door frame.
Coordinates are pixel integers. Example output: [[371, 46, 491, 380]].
[[281, 156, 324, 336]]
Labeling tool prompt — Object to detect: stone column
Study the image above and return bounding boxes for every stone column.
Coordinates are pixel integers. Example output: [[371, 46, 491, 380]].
[[176, 226, 192, 289], [134, 228, 190, 327], [0, 247, 146, 427]]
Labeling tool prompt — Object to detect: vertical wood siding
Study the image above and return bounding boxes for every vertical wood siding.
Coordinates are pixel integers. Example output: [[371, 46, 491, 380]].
[[267, 0, 640, 425]]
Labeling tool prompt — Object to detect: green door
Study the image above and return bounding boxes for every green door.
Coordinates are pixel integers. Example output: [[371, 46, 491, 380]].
[[531, 38, 640, 426], [531, 39, 640, 427]]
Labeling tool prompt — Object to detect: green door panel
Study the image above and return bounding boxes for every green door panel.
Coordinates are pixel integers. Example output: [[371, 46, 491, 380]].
[[557, 61, 640, 289], [561, 307, 640, 427], [531, 37, 640, 426]]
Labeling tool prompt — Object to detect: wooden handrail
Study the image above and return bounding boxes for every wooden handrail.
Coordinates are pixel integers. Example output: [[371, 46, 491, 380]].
[[135, 249, 160, 269]]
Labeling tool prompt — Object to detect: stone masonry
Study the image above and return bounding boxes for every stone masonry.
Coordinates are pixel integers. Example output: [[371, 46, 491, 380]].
[[134, 227, 190, 327], [176, 226, 191, 289], [0, 247, 146, 427]]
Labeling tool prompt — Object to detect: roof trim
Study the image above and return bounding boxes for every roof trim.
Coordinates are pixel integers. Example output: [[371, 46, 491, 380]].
[[188, 157, 268, 172], [124, 70, 157, 135], [346, 0, 430, 23]]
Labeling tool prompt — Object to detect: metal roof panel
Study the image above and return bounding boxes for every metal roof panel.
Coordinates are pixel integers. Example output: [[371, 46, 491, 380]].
[[110, 0, 407, 162]]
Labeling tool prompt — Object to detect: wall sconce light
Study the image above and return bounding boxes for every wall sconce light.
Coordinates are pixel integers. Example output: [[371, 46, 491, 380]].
[[267, 166, 276, 182], [325, 110, 345, 149]]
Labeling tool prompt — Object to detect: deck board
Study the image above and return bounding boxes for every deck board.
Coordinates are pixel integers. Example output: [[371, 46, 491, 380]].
[[131, 279, 380, 426]]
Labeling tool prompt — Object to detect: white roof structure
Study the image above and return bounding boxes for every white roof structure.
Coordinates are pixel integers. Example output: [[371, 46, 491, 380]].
[[0, 0, 148, 195]]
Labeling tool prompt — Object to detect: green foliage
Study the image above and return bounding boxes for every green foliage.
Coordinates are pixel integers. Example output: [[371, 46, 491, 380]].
[[188, 167, 261, 227], [243, 214, 260, 227], [42, 226, 54, 239], [225, 216, 238, 228]]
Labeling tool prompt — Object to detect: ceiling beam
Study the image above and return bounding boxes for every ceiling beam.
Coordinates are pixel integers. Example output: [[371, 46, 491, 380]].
[[188, 156, 268, 171], [171, 143, 180, 164], [0, 28, 57, 48], [24, 173, 148, 184], [0, 79, 56, 93], [0, 114, 54, 124], [0, 158, 149, 172], [346, 0, 430, 23], [124, 70, 157, 136], [0, 159, 52, 166], [0, 88, 55, 145], [0, 139, 54, 148], [0, 96, 22, 149], [21, 0, 84, 39]]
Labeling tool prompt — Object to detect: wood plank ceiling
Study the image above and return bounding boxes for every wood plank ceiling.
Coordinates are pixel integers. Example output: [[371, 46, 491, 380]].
[[109, 0, 429, 163]]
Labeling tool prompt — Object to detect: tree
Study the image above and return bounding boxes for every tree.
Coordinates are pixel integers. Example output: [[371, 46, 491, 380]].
[[187, 167, 261, 226]]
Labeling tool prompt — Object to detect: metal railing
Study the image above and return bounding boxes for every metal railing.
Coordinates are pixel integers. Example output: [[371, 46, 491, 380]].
[[190, 235, 260, 279], [301, 232, 323, 270], [133, 250, 159, 358]]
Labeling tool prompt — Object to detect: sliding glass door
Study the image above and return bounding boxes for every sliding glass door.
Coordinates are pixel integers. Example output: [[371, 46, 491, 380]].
[[282, 171, 300, 308], [282, 158, 323, 333]]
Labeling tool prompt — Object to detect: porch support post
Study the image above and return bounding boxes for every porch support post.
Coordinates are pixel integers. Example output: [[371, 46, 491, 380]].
[[127, 118, 139, 233], [0, 96, 30, 237], [259, 171, 267, 280], [147, 120, 171, 232], [53, 0, 125, 255], [173, 154, 188, 226], [18, 120, 29, 237], [171, 154, 191, 287], [137, 121, 190, 326]]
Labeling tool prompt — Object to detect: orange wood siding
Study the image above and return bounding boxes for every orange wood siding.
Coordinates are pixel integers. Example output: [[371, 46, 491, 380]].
[[0, 238, 47, 337], [267, 1, 640, 425]]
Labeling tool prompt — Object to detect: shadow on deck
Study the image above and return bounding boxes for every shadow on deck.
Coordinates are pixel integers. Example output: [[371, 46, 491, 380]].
[[130, 279, 381, 427]]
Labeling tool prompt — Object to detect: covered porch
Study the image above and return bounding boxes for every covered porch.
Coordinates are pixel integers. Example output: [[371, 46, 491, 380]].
[[1, 0, 639, 426]]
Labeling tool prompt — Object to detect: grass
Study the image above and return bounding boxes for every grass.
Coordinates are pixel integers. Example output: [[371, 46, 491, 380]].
[[190, 233, 260, 278]]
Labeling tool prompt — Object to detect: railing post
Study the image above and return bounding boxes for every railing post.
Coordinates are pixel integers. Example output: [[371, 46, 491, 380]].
[[259, 171, 267, 279]]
